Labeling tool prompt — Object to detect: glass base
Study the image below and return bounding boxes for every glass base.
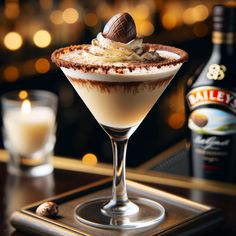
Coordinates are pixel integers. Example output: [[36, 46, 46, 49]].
[[6, 150, 54, 177], [8, 163, 53, 177], [75, 197, 165, 229]]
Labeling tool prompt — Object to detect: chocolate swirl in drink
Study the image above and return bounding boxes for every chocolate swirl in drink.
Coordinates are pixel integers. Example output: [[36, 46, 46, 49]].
[[52, 13, 188, 128]]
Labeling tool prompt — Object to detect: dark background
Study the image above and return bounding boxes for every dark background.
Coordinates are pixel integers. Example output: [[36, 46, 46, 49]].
[[0, 0, 223, 167]]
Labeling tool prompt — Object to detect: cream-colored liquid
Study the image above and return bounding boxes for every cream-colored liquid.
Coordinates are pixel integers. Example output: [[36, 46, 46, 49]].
[[61, 50, 182, 129], [68, 77, 172, 128]]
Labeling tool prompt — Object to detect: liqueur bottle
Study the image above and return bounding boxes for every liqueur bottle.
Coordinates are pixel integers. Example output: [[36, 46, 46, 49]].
[[186, 4, 236, 182]]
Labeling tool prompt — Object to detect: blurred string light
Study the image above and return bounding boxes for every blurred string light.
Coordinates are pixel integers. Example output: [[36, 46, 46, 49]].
[[1, 58, 51, 80], [50, 10, 64, 25], [35, 58, 50, 73], [3, 32, 23, 50], [134, 3, 150, 21], [3, 66, 19, 82], [33, 30, 51, 48], [96, 2, 113, 20], [62, 8, 79, 24], [193, 5, 209, 22], [225, 1, 236, 6], [4, 1, 20, 19], [183, 8, 196, 25], [138, 21, 154, 36], [84, 13, 98, 27], [132, 2, 155, 36], [82, 153, 98, 166], [168, 112, 185, 129], [164, 2, 184, 27], [162, 13, 177, 30], [161, 3, 209, 30], [183, 4, 209, 25]]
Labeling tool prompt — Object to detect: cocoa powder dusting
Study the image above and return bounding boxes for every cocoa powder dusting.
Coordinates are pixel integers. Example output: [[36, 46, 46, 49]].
[[51, 44, 188, 74], [68, 76, 172, 94]]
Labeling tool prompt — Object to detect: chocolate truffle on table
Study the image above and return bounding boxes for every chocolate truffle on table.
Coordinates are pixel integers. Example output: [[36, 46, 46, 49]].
[[103, 13, 136, 43], [36, 201, 59, 218]]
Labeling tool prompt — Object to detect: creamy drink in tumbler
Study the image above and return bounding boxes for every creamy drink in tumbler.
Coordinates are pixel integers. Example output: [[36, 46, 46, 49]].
[[52, 13, 187, 229]]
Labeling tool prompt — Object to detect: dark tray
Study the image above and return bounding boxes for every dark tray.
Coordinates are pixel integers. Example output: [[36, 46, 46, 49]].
[[139, 140, 190, 176], [11, 178, 223, 236]]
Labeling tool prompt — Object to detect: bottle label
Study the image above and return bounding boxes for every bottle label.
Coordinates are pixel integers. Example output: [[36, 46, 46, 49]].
[[186, 86, 236, 114], [189, 107, 236, 180], [192, 132, 231, 160], [187, 87, 236, 180], [191, 132, 234, 178], [207, 64, 226, 80], [189, 108, 236, 135]]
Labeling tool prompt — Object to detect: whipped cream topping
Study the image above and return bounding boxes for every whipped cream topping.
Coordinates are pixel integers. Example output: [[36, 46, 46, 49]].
[[82, 33, 160, 62]]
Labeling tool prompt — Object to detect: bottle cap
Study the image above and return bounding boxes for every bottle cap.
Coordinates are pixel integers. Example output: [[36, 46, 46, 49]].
[[213, 4, 236, 32]]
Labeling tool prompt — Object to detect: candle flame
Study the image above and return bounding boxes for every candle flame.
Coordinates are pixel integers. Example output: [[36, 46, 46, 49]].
[[21, 99, 31, 114]]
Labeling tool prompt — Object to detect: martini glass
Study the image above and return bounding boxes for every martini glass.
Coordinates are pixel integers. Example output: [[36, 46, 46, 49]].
[[52, 45, 187, 229]]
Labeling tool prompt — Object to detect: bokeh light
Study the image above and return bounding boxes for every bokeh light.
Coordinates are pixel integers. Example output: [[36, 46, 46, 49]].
[[183, 5, 209, 25], [96, 2, 113, 20], [18, 90, 28, 100], [168, 112, 185, 129], [50, 10, 64, 25], [138, 21, 154, 36], [162, 13, 177, 30], [82, 153, 98, 166], [33, 30, 51, 48], [62, 8, 79, 24], [225, 1, 236, 7], [3, 66, 19, 82], [84, 13, 98, 27], [193, 5, 209, 22], [134, 3, 150, 20], [4, 2, 20, 19], [35, 58, 50, 73], [3, 32, 23, 51], [183, 8, 195, 25]]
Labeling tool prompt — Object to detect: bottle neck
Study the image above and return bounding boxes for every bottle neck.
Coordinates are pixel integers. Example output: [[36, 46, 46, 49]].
[[212, 31, 236, 55]]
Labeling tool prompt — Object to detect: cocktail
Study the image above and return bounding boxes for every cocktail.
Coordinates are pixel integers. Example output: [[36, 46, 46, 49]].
[[52, 13, 187, 229]]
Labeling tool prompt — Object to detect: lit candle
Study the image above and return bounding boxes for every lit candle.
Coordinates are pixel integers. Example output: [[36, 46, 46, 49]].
[[3, 99, 55, 155]]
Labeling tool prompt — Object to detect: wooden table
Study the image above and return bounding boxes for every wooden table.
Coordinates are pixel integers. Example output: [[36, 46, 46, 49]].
[[0, 150, 236, 236]]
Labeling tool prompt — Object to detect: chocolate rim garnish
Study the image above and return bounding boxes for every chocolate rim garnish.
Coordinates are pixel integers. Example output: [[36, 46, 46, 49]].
[[51, 44, 188, 74]]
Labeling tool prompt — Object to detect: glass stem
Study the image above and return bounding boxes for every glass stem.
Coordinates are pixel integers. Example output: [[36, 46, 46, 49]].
[[111, 138, 128, 204], [102, 136, 139, 216]]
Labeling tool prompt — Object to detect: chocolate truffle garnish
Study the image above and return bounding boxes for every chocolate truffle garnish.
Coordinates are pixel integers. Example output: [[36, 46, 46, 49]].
[[36, 201, 59, 218], [103, 13, 136, 43]]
